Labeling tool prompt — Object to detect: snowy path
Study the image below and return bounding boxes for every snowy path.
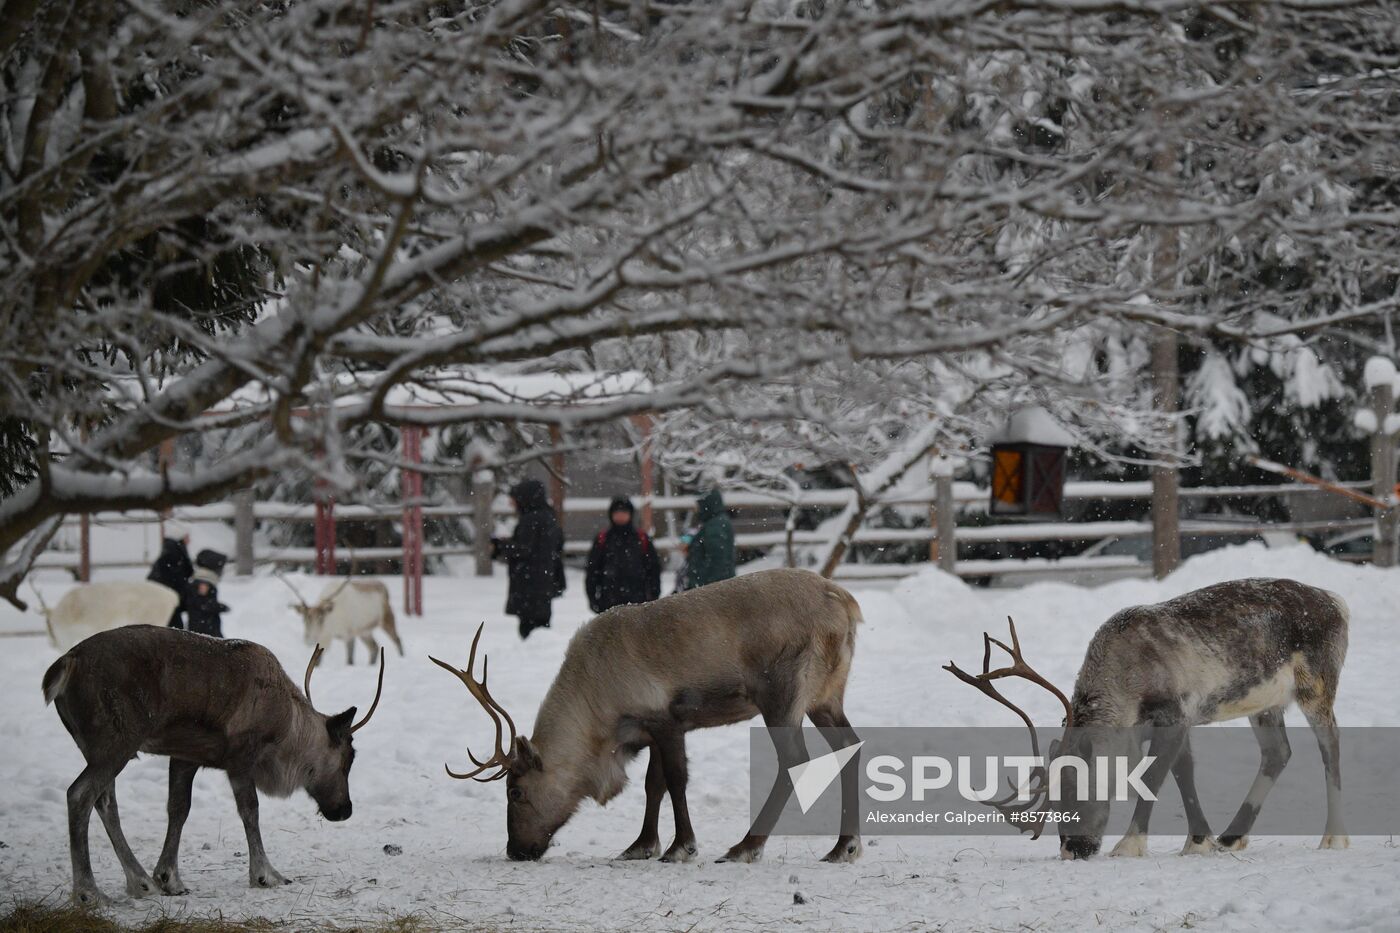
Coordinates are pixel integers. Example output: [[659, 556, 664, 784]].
[[2, 543, 1398, 931]]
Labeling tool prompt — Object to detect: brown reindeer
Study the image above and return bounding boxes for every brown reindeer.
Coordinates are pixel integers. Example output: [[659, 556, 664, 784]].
[[432, 569, 864, 864], [946, 578, 1348, 859], [43, 625, 384, 905]]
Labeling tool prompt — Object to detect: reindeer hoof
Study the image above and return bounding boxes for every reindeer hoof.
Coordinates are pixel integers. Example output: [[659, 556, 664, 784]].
[[1320, 834, 1350, 850], [820, 838, 862, 863], [73, 886, 118, 908], [251, 869, 290, 888], [616, 840, 660, 860], [716, 844, 763, 864], [1180, 835, 1221, 856], [125, 875, 160, 898], [1109, 833, 1148, 857], [1217, 834, 1248, 851], [660, 841, 698, 863], [154, 867, 189, 895]]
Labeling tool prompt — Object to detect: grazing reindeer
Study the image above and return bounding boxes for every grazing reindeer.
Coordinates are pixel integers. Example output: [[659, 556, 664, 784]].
[[281, 575, 404, 664], [946, 578, 1348, 860], [43, 625, 384, 905], [432, 569, 864, 864], [30, 580, 179, 651]]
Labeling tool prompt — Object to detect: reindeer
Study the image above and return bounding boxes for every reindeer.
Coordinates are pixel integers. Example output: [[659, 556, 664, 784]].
[[945, 578, 1348, 860], [30, 580, 180, 651], [432, 568, 864, 864], [281, 575, 404, 664], [43, 625, 384, 905]]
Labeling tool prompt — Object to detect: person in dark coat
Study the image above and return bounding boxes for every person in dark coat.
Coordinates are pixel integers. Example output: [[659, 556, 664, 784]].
[[185, 549, 230, 638], [147, 522, 193, 628], [492, 479, 566, 639], [585, 496, 661, 613], [685, 489, 736, 590]]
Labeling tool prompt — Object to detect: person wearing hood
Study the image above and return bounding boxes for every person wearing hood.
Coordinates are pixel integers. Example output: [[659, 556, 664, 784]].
[[184, 549, 230, 638], [492, 479, 566, 639], [684, 489, 736, 590], [147, 520, 194, 628], [585, 496, 661, 613]]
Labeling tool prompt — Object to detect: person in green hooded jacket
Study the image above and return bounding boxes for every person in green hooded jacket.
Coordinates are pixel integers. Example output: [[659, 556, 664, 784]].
[[684, 489, 736, 590]]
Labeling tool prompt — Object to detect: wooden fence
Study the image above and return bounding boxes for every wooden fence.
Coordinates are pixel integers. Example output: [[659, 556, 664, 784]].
[[35, 478, 1372, 585]]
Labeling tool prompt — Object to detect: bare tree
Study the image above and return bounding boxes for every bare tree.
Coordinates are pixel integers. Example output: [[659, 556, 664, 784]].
[[4, 0, 1398, 603]]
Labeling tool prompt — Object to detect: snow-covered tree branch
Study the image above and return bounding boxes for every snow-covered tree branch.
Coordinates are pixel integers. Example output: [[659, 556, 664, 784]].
[[4, 0, 1399, 591]]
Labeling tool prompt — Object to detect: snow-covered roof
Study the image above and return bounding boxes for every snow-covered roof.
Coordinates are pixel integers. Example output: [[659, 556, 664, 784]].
[[989, 405, 1076, 447]]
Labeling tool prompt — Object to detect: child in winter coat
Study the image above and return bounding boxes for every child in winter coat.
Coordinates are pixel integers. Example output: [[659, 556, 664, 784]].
[[184, 549, 230, 638]]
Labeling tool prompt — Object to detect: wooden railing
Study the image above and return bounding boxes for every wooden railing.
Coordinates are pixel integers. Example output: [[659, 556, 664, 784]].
[[33, 478, 1373, 584]]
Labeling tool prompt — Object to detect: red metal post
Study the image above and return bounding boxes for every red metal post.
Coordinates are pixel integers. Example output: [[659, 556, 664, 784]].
[[631, 414, 655, 532], [314, 478, 336, 575], [401, 426, 424, 616], [547, 424, 567, 526]]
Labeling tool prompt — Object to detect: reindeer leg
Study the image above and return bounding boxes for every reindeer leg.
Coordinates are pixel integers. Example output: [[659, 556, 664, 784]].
[[228, 772, 290, 887], [719, 698, 807, 864], [94, 783, 159, 897], [1301, 700, 1348, 849], [809, 705, 862, 863], [1110, 725, 1188, 858], [617, 746, 665, 860], [153, 759, 199, 894], [68, 764, 119, 906], [346, 637, 355, 666], [1217, 708, 1289, 852], [1169, 733, 1218, 854], [657, 731, 699, 863], [362, 636, 379, 664]]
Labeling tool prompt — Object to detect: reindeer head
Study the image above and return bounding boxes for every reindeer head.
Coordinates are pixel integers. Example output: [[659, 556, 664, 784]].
[[300, 643, 384, 821], [280, 576, 348, 646], [432, 625, 576, 861], [945, 617, 1109, 859]]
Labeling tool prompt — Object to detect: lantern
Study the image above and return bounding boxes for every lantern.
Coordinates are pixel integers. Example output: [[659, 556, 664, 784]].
[[989, 407, 1074, 518]]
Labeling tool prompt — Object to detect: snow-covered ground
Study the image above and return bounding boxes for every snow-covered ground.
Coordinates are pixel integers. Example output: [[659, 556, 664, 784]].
[[3, 543, 1398, 931]]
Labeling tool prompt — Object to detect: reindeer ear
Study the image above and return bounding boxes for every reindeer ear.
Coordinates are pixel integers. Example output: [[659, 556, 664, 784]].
[[513, 736, 543, 772], [326, 707, 357, 741]]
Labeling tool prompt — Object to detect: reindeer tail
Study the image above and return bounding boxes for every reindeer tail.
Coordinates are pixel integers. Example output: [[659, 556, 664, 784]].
[[825, 583, 864, 628], [42, 655, 74, 706]]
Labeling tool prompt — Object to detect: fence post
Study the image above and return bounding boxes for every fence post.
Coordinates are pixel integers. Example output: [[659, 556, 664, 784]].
[[235, 489, 255, 575], [400, 425, 425, 616], [78, 514, 91, 582], [1370, 378, 1398, 567], [1150, 326, 1181, 579], [547, 425, 567, 526], [934, 468, 957, 574], [472, 465, 494, 577]]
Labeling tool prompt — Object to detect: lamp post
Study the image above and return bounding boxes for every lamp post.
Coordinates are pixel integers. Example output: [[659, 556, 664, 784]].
[[988, 407, 1073, 520]]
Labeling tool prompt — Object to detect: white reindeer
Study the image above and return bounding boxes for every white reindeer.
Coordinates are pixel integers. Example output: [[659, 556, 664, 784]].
[[280, 576, 404, 665], [32, 581, 181, 651]]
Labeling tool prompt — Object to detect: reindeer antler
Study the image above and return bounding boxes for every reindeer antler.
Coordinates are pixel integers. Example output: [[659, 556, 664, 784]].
[[301, 642, 385, 734], [277, 572, 311, 610], [323, 577, 353, 603], [943, 617, 1074, 839], [27, 579, 50, 615], [351, 650, 385, 733], [430, 623, 518, 782], [303, 644, 325, 702]]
